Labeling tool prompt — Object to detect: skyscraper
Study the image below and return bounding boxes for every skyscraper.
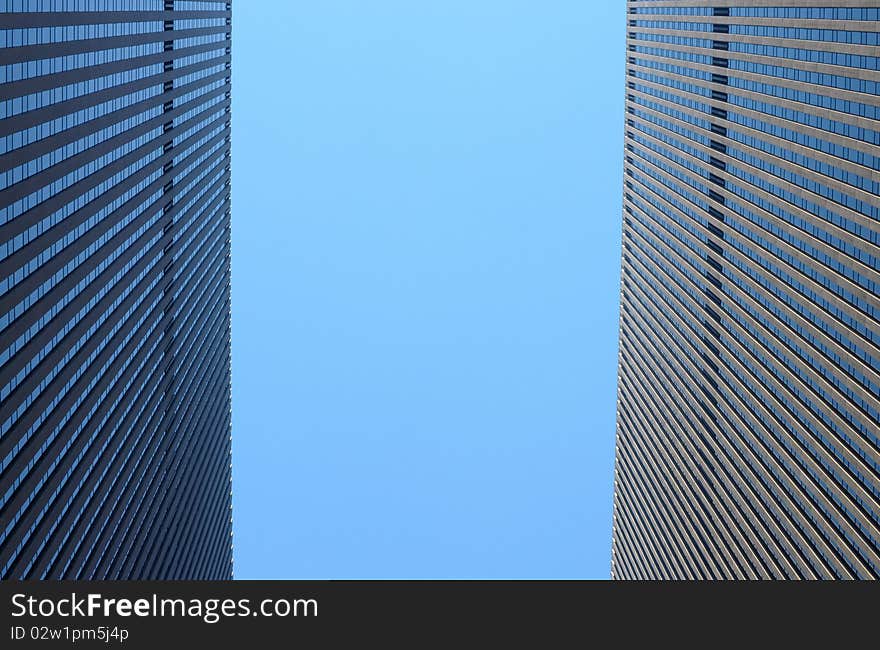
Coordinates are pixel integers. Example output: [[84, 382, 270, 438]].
[[613, 2, 880, 579], [0, 2, 232, 579]]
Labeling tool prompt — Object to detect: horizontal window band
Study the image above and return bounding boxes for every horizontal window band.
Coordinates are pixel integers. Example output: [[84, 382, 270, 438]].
[[0, 169, 228, 408], [0, 265, 229, 577], [707, 189, 726, 203], [618, 339, 840, 580], [1, 307, 174, 578], [0, 26, 229, 66], [0, 85, 229, 205], [54, 238, 228, 563], [0, 98, 230, 250], [627, 53, 880, 117], [624, 148, 880, 339], [0, 120, 228, 302], [81, 272, 230, 578], [0, 68, 230, 173], [122, 322, 231, 579], [624, 175, 880, 415], [623, 197, 880, 487], [633, 24, 880, 61], [626, 36, 880, 93], [622, 227, 880, 526], [624, 370, 757, 572], [2, 40, 228, 102], [0, 53, 229, 139], [0, 11, 229, 30], [626, 87, 880, 218], [0, 206, 229, 504], [629, 73, 880, 177], [0, 164, 230, 406], [618, 319, 845, 578], [626, 104, 880, 234], [614, 402, 741, 578], [0, 178, 229, 446], [38, 331, 171, 579], [95, 325, 230, 581]]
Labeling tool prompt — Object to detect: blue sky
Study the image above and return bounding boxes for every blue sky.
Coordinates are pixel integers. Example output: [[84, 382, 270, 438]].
[[231, 1, 624, 579]]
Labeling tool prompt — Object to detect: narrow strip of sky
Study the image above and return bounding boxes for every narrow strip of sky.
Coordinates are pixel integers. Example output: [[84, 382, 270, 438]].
[[232, 1, 624, 579]]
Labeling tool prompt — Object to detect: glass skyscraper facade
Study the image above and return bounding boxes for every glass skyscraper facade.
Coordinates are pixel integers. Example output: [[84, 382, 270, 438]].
[[613, 2, 880, 578], [0, 2, 232, 579]]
